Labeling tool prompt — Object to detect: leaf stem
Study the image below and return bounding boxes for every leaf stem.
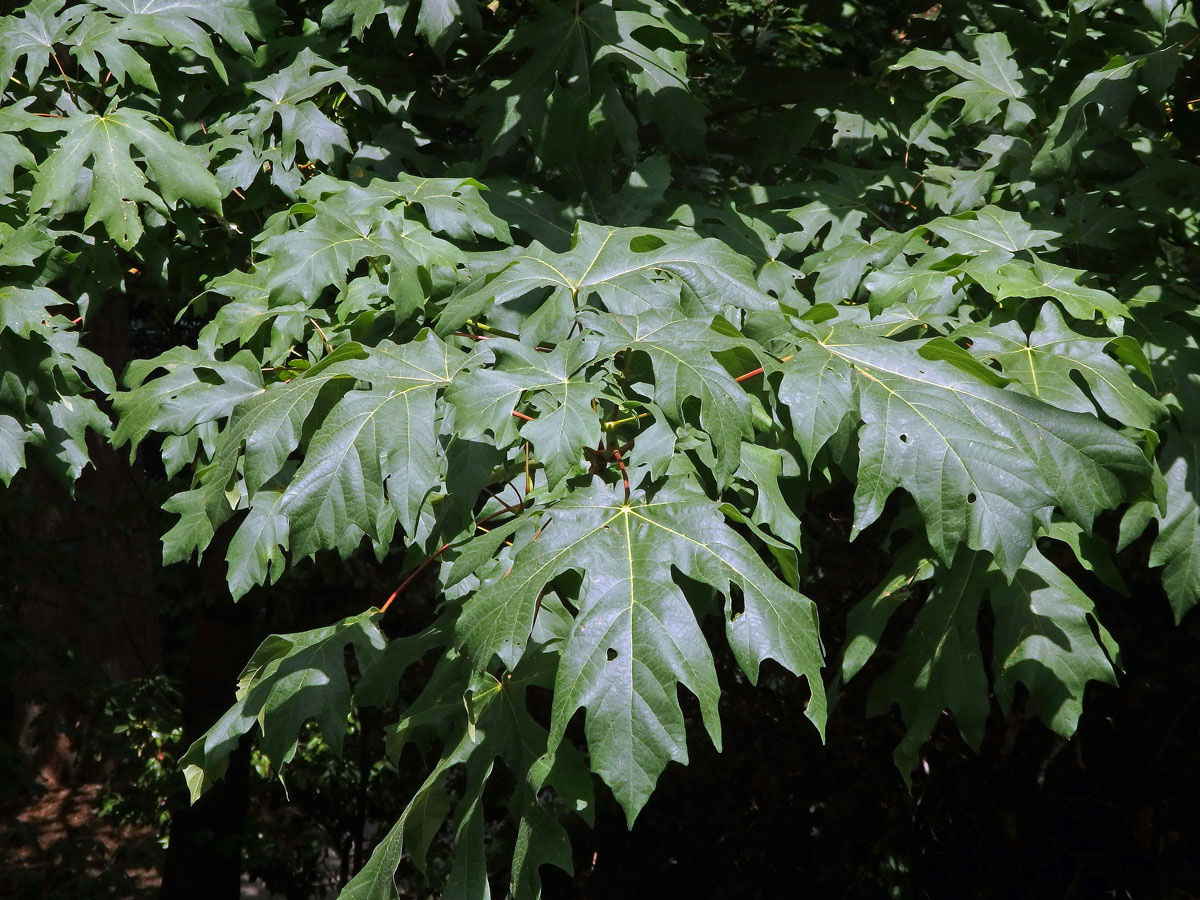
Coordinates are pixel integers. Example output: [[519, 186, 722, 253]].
[[463, 319, 552, 351], [466, 319, 520, 340], [602, 411, 651, 430], [612, 448, 630, 501], [51, 51, 78, 106], [309, 318, 332, 354], [525, 442, 533, 497], [734, 353, 794, 383], [379, 542, 451, 614], [484, 485, 525, 517]]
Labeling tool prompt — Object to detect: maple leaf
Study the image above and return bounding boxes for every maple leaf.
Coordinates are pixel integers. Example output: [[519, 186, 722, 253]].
[[69, 0, 271, 88], [849, 543, 1118, 779], [958, 304, 1165, 430], [896, 32, 1035, 134], [439, 220, 771, 343], [321, 0, 481, 54], [962, 257, 1129, 323], [456, 477, 824, 822], [279, 333, 469, 558], [924, 205, 1058, 259], [214, 48, 379, 176], [179, 612, 387, 800], [447, 337, 604, 487], [587, 307, 766, 482], [254, 195, 458, 304], [0, 286, 114, 485], [28, 106, 224, 249], [467, 0, 706, 164], [779, 317, 1149, 576], [0, 0, 87, 89]]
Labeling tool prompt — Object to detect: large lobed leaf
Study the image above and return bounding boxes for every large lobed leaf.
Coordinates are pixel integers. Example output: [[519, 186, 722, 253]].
[[845, 542, 1119, 779], [457, 476, 824, 823], [780, 316, 1149, 578]]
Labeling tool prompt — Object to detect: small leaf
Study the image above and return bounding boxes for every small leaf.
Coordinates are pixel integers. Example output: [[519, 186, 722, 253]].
[[179, 613, 387, 800]]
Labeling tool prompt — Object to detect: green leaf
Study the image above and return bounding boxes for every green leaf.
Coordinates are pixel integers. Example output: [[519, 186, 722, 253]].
[[897, 32, 1035, 134], [587, 308, 764, 481], [458, 477, 824, 823], [962, 257, 1129, 323], [862, 249, 962, 316], [448, 337, 603, 488], [468, 0, 706, 164], [29, 107, 224, 249], [439, 221, 772, 342], [113, 347, 264, 458], [990, 547, 1119, 737], [322, 0, 481, 53], [217, 48, 378, 174], [0, 221, 57, 268], [70, 0, 269, 88], [156, 364, 357, 569], [12, 3, 1190, 891], [225, 490, 289, 600], [1032, 55, 1142, 178], [841, 540, 937, 682], [179, 612, 387, 800], [339, 749, 460, 900], [868, 548, 990, 780], [734, 441, 804, 550], [256, 199, 457, 304], [865, 543, 1119, 779], [781, 318, 1148, 576], [777, 338, 855, 469], [0, 414, 34, 487], [959, 303, 1165, 430], [924, 206, 1058, 259], [88, 0, 267, 57], [309, 173, 511, 243], [280, 333, 469, 557], [1149, 453, 1200, 623], [0, 286, 115, 484], [0, 0, 87, 89], [801, 231, 910, 304]]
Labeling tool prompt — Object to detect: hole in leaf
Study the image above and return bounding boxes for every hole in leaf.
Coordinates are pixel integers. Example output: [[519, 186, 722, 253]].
[[606, 648, 618, 662], [730, 585, 746, 620], [898, 433, 909, 443], [967, 493, 977, 504], [629, 234, 667, 253], [195, 368, 225, 386]]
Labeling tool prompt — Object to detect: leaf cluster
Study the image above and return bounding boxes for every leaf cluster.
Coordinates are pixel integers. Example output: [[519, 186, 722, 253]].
[[2, 0, 1199, 896]]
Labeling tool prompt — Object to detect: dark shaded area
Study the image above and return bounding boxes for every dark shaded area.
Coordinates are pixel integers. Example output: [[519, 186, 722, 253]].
[[159, 552, 263, 900], [544, 521, 1200, 900], [4, 466, 1196, 900]]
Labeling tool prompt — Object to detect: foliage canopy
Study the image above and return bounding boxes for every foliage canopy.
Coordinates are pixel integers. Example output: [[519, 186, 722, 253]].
[[2, 0, 1198, 895]]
